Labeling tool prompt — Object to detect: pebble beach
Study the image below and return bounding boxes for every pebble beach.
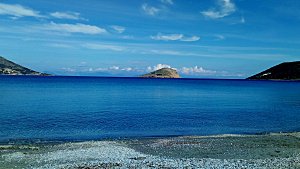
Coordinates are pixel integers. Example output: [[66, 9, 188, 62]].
[[1, 132, 300, 169]]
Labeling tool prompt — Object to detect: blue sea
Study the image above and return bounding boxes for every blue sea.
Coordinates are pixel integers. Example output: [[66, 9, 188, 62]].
[[1, 76, 300, 142]]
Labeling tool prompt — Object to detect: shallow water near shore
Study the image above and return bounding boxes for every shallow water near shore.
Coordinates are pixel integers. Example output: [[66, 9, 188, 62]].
[[1, 76, 300, 142]]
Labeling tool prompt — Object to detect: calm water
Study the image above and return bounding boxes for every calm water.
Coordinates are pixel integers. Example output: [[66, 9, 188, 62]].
[[1, 76, 300, 142]]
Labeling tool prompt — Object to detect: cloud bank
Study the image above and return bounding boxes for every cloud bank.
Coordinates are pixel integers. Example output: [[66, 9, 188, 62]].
[[59, 63, 244, 78], [180, 66, 216, 75]]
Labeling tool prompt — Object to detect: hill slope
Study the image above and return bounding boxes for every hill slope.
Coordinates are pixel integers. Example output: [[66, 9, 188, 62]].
[[140, 68, 180, 78], [247, 61, 300, 80], [0, 56, 49, 75]]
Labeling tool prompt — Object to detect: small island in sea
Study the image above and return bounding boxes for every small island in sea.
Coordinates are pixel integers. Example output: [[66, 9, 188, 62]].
[[140, 68, 180, 78]]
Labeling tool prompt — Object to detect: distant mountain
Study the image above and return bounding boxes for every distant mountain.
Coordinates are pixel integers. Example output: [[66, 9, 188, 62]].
[[140, 68, 180, 78], [0, 56, 49, 76], [247, 61, 300, 80]]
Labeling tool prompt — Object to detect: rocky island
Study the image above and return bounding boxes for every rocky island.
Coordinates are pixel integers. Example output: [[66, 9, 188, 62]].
[[140, 68, 180, 78], [0, 56, 49, 76], [247, 61, 300, 80]]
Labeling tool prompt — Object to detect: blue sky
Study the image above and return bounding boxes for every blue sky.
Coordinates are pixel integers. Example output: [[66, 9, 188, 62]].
[[0, 0, 299, 78]]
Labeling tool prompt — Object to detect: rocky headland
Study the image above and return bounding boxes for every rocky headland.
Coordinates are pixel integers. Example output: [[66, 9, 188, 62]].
[[247, 61, 300, 80], [0, 56, 49, 76]]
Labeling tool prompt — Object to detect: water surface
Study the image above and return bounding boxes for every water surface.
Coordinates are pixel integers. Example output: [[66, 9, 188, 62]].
[[1, 76, 300, 142]]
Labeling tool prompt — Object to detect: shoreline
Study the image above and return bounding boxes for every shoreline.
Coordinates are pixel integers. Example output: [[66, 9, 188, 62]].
[[1, 132, 300, 168], [1, 131, 300, 144]]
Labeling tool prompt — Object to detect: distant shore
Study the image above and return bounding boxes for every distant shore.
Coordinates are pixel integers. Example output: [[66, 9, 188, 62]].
[[1, 132, 300, 168]]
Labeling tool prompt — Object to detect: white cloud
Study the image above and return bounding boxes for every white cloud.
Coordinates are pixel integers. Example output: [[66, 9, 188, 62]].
[[179, 66, 217, 75], [0, 3, 42, 18], [215, 35, 225, 40], [150, 50, 182, 55], [48, 43, 73, 48], [82, 43, 125, 51], [109, 66, 119, 70], [142, 4, 160, 16], [147, 64, 172, 72], [181, 36, 201, 42], [110, 25, 125, 33], [61, 65, 136, 74], [50, 12, 85, 20], [201, 0, 236, 19], [151, 33, 183, 41], [44, 22, 107, 35], [160, 0, 174, 5], [122, 67, 133, 71], [146, 49, 203, 57], [151, 33, 200, 42], [61, 67, 76, 72], [88, 66, 134, 72]]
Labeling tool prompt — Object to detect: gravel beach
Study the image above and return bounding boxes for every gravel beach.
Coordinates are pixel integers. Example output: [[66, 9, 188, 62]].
[[1, 132, 300, 169]]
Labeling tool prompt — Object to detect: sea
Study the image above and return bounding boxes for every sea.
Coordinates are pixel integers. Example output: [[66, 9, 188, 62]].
[[1, 76, 300, 143]]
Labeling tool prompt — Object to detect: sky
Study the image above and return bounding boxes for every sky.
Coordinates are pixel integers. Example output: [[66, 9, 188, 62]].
[[0, 0, 300, 78]]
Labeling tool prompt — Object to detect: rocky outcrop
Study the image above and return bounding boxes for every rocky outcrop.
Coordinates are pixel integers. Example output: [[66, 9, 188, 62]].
[[140, 68, 180, 78], [247, 61, 300, 80], [0, 56, 49, 75]]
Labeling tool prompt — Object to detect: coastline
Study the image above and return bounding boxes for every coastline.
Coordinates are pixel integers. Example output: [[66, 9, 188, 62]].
[[1, 132, 300, 169]]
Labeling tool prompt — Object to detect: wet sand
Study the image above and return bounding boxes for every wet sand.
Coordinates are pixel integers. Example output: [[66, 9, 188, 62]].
[[1, 132, 300, 169]]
